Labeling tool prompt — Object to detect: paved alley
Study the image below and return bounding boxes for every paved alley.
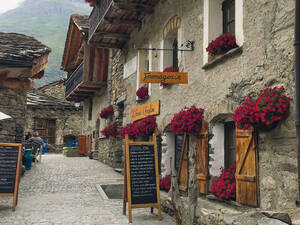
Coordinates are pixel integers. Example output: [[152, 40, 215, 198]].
[[0, 154, 175, 225]]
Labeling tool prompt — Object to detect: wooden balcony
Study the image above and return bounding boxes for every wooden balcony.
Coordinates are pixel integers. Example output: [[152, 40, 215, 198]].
[[88, 0, 159, 48], [65, 64, 104, 101]]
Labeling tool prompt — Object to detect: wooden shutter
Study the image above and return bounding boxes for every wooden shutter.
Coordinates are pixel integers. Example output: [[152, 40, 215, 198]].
[[235, 126, 259, 207], [88, 135, 92, 154], [196, 120, 209, 194], [78, 135, 87, 155], [177, 133, 188, 196]]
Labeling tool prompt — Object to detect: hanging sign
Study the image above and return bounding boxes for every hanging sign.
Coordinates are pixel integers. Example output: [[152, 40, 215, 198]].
[[0, 143, 22, 211], [123, 131, 162, 223], [140, 71, 188, 84], [131, 100, 160, 122]]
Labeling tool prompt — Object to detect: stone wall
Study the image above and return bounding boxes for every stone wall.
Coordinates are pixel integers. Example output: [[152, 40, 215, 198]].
[[38, 79, 66, 100], [25, 107, 82, 150], [114, 0, 297, 210], [0, 87, 26, 143]]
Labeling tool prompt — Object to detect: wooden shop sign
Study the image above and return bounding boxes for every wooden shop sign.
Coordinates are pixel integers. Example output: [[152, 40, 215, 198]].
[[0, 143, 22, 211], [140, 71, 188, 84], [131, 100, 160, 122], [123, 131, 162, 223]]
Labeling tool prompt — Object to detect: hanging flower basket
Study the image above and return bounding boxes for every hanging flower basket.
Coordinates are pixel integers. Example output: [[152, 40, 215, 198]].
[[136, 86, 149, 99], [99, 105, 114, 119], [120, 116, 157, 140], [101, 122, 118, 138], [160, 66, 179, 87], [171, 106, 204, 135], [210, 164, 236, 201], [206, 33, 238, 57], [233, 87, 290, 131]]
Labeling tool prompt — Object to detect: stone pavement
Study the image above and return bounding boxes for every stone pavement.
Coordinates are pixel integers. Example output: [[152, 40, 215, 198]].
[[0, 154, 175, 225]]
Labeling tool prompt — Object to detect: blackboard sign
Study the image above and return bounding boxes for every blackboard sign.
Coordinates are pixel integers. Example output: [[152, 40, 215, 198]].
[[0, 143, 22, 211], [123, 130, 162, 223], [129, 145, 157, 205]]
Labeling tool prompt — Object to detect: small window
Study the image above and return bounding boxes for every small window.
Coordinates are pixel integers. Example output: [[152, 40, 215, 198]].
[[222, 0, 235, 35], [88, 98, 93, 121], [224, 121, 236, 168], [172, 39, 178, 69]]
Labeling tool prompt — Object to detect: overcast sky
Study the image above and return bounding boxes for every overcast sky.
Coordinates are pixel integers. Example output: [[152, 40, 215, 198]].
[[0, 0, 25, 14]]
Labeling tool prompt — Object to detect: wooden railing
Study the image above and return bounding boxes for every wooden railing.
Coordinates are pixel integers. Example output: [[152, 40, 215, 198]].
[[65, 64, 83, 97], [89, 0, 113, 41]]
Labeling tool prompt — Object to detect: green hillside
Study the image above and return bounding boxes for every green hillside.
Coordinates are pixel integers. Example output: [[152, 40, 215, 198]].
[[0, 0, 90, 87]]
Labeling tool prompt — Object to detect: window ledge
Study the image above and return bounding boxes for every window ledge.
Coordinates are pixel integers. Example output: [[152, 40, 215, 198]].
[[202, 47, 243, 70], [136, 96, 149, 103]]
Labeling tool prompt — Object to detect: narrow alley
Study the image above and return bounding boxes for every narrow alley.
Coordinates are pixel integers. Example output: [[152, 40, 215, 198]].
[[0, 154, 175, 225]]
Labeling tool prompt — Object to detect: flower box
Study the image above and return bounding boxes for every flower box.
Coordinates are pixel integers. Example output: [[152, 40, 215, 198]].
[[101, 122, 118, 138], [171, 106, 204, 135], [206, 33, 238, 57], [99, 105, 114, 119], [136, 86, 149, 99], [233, 87, 290, 131]]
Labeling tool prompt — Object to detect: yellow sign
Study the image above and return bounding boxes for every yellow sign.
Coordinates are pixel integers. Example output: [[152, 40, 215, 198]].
[[131, 100, 160, 122], [140, 71, 188, 84]]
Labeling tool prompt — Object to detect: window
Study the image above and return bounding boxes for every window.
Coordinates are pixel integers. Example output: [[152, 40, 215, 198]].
[[88, 98, 93, 121], [224, 122, 236, 168], [172, 39, 178, 69], [222, 0, 235, 34], [203, 0, 243, 64]]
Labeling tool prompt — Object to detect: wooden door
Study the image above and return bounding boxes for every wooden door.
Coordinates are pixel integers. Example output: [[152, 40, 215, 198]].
[[235, 126, 259, 207], [196, 120, 209, 194], [78, 135, 87, 155], [35, 118, 56, 144], [177, 133, 188, 196], [47, 120, 56, 144]]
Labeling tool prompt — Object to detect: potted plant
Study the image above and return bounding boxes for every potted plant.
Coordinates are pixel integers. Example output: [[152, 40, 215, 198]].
[[210, 164, 236, 201], [233, 87, 290, 131], [136, 86, 149, 100], [99, 105, 114, 119], [101, 122, 118, 138], [171, 106, 204, 135], [206, 33, 238, 57]]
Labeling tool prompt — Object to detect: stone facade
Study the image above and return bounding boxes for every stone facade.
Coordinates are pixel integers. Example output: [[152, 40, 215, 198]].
[[0, 87, 26, 143], [37, 79, 66, 100], [106, 0, 297, 210]]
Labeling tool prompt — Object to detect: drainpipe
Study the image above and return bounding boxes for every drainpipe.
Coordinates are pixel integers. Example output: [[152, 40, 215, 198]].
[[295, 0, 300, 206]]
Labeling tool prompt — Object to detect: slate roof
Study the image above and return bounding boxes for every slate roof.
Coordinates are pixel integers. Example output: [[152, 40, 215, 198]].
[[27, 91, 77, 109], [72, 14, 89, 33], [0, 32, 51, 67], [37, 78, 66, 91]]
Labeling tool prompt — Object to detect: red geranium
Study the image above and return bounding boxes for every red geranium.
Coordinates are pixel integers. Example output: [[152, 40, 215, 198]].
[[159, 175, 171, 191], [100, 105, 114, 119], [84, 0, 96, 7], [101, 122, 118, 138], [210, 164, 236, 201], [206, 33, 238, 56], [233, 87, 290, 130], [136, 86, 149, 99], [120, 116, 157, 140], [171, 106, 204, 135]]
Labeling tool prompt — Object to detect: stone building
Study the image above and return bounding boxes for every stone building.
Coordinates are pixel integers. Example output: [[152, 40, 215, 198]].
[[85, 0, 298, 212], [0, 32, 51, 144], [25, 88, 82, 150]]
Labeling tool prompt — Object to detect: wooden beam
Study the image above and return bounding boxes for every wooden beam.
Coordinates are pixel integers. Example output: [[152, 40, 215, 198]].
[[95, 31, 130, 40], [104, 18, 141, 26], [113, 2, 155, 14], [78, 87, 100, 92]]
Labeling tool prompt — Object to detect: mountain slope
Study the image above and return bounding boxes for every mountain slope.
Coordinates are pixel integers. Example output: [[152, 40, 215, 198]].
[[0, 0, 90, 87]]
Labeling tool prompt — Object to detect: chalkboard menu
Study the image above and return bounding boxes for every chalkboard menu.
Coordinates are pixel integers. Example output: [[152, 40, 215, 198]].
[[129, 145, 157, 205], [0, 143, 21, 211], [175, 135, 184, 171], [0, 145, 19, 193]]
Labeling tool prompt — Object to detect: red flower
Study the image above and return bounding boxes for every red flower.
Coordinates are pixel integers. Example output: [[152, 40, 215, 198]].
[[120, 116, 157, 140], [101, 122, 118, 138], [136, 86, 149, 99], [171, 106, 204, 135], [233, 87, 290, 130], [100, 105, 114, 119], [206, 33, 238, 56], [159, 175, 171, 191]]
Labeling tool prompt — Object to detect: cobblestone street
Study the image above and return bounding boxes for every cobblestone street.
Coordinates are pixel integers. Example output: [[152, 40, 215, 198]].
[[0, 154, 175, 225]]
